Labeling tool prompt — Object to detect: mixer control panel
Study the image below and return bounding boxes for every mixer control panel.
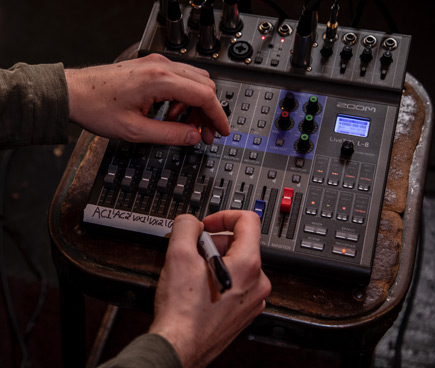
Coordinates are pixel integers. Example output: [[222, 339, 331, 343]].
[[83, 1, 411, 284]]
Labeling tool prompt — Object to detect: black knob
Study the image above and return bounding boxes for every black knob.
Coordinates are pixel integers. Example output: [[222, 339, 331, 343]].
[[359, 47, 373, 76], [360, 47, 373, 63], [306, 96, 319, 114], [341, 140, 354, 156], [340, 45, 353, 60], [297, 134, 311, 153], [380, 51, 393, 80], [276, 111, 293, 130], [221, 100, 231, 116], [301, 114, 315, 133], [380, 51, 393, 66], [339, 45, 353, 74], [281, 92, 297, 111]]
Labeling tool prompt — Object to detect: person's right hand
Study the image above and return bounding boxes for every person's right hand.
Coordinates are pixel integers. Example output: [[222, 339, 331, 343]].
[[65, 53, 230, 146], [149, 211, 271, 368]]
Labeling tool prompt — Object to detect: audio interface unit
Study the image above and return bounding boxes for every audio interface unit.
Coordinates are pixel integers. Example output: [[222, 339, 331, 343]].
[[83, 0, 411, 284]]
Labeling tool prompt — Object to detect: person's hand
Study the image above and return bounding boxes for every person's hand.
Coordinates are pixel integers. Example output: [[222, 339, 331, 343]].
[[65, 53, 230, 145], [149, 211, 271, 368]]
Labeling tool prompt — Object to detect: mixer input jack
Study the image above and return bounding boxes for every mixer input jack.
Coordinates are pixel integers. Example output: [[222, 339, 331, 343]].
[[258, 21, 273, 34], [342, 32, 358, 45], [363, 35, 377, 48], [382, 37, 398, 50], [278, 23, 293, 37]]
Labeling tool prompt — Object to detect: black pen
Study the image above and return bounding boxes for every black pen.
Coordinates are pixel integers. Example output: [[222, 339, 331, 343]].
[[198, 231, 232, 293]]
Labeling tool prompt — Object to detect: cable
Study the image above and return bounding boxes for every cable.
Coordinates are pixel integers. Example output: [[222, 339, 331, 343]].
[[374, 0, 399, 33], [350, 0, 368, 28], [255, 0, 289, 21], [392, 206, 425, 367]]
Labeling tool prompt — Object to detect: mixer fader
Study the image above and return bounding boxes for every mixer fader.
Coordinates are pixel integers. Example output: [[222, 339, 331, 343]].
[[83, 0, 411, 284]]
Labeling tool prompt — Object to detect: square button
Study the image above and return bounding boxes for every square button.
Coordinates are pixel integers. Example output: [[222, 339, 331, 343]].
[[225, 163, 234, 171], [245, 166, 254, 175], [271, 59, 279, 66], [245, 89, 254, 97], [249, 151, 258, 160], [210, 145, 219, 153], [253, 137, 262, 145], [237, 117, 246, 125], [206, 160, 215, 168], [268, 170, 277, 179], [241, 103, 250, 111], [276, 138, 284, 146], [261, 106, 270, 114], [257, 120, 266, 128], [233, 134, 242, 142], [292, 175, 301, 183], [229, 148, 238, 156], [265, 92, 274, 100]]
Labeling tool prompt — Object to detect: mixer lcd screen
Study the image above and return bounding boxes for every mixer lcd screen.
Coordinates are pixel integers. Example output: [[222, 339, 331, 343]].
[[334, 114, 370, 137]]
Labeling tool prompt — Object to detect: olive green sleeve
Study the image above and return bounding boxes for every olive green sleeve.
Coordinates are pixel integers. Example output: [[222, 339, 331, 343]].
[[98, 333, 183, 368], [0, 62, 69, 149]]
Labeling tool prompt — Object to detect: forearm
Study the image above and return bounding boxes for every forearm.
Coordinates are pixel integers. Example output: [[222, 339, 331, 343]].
[[0, 62, 69, 149]]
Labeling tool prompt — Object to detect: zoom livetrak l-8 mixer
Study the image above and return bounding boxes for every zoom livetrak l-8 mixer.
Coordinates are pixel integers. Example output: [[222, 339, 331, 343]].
[[83, 0, 411, 284]]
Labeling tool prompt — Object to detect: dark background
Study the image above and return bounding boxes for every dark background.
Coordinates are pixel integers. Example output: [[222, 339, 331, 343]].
[[0, 1, 434, 367]]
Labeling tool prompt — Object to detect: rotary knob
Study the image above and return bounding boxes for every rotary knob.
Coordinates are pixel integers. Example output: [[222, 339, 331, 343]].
[[306, 96, 319, 115], [276, 110, 293, 130], [301, 114, 315, 133], [341, 140, 354, 157], [281, 92, 297, 111], [297, 134, 311, 153]]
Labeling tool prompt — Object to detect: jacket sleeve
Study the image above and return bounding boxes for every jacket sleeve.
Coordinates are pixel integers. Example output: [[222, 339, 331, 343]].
[[98, 333, 183, 368], [0, 62, 69, 149]]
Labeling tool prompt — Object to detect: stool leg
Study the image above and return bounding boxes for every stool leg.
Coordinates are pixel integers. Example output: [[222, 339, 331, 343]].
[[58, 274, 86, 368]]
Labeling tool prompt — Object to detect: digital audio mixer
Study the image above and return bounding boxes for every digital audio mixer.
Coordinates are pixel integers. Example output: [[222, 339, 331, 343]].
[[83, 0, 411, 284]]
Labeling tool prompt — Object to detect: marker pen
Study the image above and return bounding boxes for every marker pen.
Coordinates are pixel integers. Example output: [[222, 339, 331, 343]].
[[198, 231, 232, 293]]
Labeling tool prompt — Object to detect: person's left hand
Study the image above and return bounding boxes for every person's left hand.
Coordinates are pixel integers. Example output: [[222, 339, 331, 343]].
[[65, 53, 230, 145], [149, 211, 271, 368]]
